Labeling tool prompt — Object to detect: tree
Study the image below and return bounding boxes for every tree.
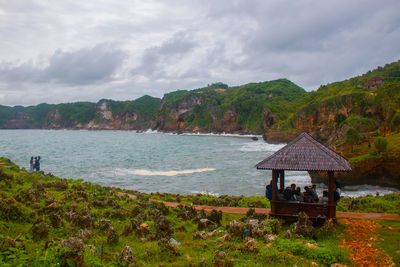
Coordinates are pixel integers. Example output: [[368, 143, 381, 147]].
[[373, 137, 388, 153], [345, 127, 362, 151], [390, 112, 400, 132]]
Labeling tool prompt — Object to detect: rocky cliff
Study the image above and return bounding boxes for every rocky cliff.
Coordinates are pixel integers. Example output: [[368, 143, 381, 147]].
[[262, 93, 384, 144], [153, 79, 306, 134], [309, 152, 400, 189]]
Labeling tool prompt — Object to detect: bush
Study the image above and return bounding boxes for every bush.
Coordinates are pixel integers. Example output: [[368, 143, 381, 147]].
[[342, 116, 378, 132], [390, 112, 400, 131], [373, 137, 388, 153], [345, 127, 362, 145], [370, 131, 382, 137]]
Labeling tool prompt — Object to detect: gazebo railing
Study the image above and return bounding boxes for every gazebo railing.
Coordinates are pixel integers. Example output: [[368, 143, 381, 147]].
[[270, 200, 334, 219]]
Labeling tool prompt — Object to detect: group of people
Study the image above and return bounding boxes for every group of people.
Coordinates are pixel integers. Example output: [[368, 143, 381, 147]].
[[29, 156, 41, 172], [265, 181, 341, 204]]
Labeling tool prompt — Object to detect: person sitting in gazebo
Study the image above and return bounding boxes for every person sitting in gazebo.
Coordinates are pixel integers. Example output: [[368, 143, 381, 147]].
[[292, 187, 303, 202], [319, 191, 329, 204], [277, 189, 286, 201], [265, 180, 272, 200], [311, 184, 319, 202]]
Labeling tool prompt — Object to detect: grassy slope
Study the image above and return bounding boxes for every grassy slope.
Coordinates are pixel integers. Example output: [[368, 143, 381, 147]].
[[0, 158, 352, 266]]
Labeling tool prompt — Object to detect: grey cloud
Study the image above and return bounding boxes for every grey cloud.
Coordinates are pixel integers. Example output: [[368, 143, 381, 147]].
[[0, 44, 126, 85], [1, 1, 400, 106], [132, 31, 196, 78]]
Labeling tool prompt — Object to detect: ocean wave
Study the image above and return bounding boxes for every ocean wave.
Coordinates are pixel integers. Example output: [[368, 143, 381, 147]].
[[115, 167, 216, 177], [190, 190, 220, 197], [181, 132, 262, 138], [240, 141, 286, 152], [340, 184, 399, 197], [143, 129, 159, 134]]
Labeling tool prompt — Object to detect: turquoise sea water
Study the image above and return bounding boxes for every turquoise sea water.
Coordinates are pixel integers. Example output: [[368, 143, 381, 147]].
[[0, 130, 398, 197]]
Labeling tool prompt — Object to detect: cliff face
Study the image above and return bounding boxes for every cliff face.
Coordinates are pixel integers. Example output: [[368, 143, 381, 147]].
[[154, 93, 246, 133], [82, 100, 143, 130], [155, 94, 203, 131], [153, 79, 306, 134], [309, 153, 400, 188], [262, 93, 384, 144]]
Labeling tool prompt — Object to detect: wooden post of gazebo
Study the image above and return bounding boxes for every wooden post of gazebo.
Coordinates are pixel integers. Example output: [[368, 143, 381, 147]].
[[328, 171, 335, 218], [279, 170, 285, 190], [256, 133, 352, 220], [271, 170, 278, 214]]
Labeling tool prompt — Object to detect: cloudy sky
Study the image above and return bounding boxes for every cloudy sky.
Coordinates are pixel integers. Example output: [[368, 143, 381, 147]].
[[0, 0, 399, 106]]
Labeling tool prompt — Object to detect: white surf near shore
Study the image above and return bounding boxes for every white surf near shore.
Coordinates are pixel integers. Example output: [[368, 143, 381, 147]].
[[239, 141, 285, 152], [114, 167, 216, 177]]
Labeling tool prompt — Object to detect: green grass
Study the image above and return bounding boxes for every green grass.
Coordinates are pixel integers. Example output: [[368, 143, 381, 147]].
[[337, 193, 400, 214], [0, 157, 355, 266], [377, 220, 400, 265], [349, 153, 382, 163]]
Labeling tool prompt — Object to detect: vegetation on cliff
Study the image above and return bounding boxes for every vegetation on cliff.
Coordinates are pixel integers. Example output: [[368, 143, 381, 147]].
[[1, 60, 399, 139], [0, 95, 161, 129], [156, 79, 306, 133]]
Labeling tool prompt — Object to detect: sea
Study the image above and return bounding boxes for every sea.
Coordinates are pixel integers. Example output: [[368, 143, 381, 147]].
[[0, 130, 398, 198]]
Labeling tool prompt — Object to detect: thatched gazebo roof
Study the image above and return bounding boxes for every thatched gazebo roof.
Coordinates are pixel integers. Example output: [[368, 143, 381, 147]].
[[256, 132, 352, 172]]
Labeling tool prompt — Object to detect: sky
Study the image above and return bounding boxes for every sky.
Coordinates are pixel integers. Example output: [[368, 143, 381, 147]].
[[0, 0, 399, 106]]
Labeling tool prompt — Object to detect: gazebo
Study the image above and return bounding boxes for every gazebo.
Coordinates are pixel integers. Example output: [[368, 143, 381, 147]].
[[256, 133, 352, 219]]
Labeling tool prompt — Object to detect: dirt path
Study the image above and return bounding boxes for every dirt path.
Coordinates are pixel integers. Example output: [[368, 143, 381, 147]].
[[117, 192, 400, 220], [342, 219, 395, 266]]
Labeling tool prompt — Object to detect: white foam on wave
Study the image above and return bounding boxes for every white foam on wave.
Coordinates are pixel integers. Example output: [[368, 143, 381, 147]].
[[239, 141, 286, 152], [181, 132, 262, 138], [190, 191, 220, 197], [340, 184, 399, 198], [143, 129, 159, 134], [115, 167, 216, 177]]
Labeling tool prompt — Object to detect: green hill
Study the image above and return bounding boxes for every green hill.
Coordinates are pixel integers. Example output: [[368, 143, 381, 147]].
[[156, 79, 306, 133]]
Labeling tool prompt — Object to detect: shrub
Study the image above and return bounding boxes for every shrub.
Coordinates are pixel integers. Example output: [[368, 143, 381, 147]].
[[370, 131, 382, 137], [345, 127, 362, 146], [373, 137, 388, 153], [342, 116, 378, 132], [390, 112, 400, 131]]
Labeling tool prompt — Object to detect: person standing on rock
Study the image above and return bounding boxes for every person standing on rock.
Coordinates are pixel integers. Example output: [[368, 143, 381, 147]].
[[34, 156, 41, 172], [29, 157, 34, 173]]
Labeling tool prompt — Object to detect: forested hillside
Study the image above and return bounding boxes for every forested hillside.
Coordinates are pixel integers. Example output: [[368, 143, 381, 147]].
[[0, 95, 161, 130]]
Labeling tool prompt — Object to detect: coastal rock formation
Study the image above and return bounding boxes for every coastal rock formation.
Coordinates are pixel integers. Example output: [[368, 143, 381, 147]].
[[262, 93, 383, 145], [155, 94, 203, 131], [309, 153, 400, 189]]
